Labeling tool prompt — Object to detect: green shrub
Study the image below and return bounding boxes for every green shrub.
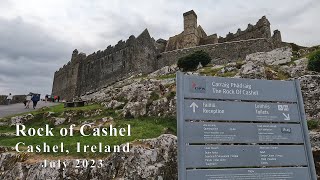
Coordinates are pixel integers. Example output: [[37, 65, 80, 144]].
[[177, 50, 211, 71], [307, 50, 320, 72], [177, 56, 198, 71], [195, 50, 211, 66], [307, 120, 320, 130], [235, 61, 245, 69], [157, 73, 176, 80], [150, 91, 160, 101], [167, 91, 176, 100]]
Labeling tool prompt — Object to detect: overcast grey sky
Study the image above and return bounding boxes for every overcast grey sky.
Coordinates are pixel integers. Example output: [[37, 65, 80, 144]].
[[0, 0, 319, 96]]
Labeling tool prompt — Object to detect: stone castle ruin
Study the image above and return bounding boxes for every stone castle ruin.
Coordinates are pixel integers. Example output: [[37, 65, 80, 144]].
[[165, 10, 282, 51], [52, 10, 284, 100]]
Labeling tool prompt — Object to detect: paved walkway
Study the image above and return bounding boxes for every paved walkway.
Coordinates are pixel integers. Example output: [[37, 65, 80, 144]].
[[0, 102, 59, 118]]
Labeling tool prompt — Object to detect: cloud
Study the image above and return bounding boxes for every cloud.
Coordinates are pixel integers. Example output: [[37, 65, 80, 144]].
[[0, 0, 319, 96], [0, 17, 70, 60], [0, 17, 71, 96]]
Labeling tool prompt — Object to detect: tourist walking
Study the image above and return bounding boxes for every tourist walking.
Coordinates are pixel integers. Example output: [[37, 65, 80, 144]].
[[31, 94, 40, 109], [6, 93, 13, 105], [25, 93, 32, 109]]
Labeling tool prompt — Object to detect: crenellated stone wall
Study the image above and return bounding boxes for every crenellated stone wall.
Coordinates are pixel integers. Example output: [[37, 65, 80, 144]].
[[52, 29, 157, 100], [51, 49, 83, 101], [76, 29, 157, 96], [218, 16, 272, 43]]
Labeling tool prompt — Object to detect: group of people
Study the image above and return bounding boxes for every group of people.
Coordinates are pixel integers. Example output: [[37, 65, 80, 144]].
[[45, 95, 60, 102], [24, 93, 40, 109], [5, 93, 59, 109]]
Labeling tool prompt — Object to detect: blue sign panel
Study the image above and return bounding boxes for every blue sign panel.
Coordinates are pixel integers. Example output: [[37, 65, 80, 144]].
[[184, 99, 300, 122], [176, 72, 317, 180], [183, 75, 297, 102]]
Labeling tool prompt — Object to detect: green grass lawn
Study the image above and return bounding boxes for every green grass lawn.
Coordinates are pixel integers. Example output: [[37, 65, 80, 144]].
[[199, 66, 223, 76], [157, 73, 176, 80], [0, 103, 177, 158], [0, 104, 102, 120]]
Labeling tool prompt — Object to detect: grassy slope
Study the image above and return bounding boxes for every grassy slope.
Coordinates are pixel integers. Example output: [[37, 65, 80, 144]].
[[0, 104, 177, 158]]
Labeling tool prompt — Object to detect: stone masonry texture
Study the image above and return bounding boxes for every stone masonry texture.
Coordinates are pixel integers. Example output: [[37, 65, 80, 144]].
[[52, 10, 284, 101]]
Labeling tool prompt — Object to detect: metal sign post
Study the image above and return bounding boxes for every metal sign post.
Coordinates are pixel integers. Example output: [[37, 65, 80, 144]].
[[176, 72, 317, 180]]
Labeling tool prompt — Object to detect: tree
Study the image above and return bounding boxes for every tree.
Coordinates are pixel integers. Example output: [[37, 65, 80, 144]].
[[307, 50, 320, 72], [177, 50, 211, 71]]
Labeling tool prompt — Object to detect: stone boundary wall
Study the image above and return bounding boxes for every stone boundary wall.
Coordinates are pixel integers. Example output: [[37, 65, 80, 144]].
[[0, 95, 26, 105], [156, 38, 275, 68]]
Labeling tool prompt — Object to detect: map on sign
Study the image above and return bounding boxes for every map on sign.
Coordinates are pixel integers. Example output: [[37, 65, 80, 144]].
[[176, 72, 317, 180]]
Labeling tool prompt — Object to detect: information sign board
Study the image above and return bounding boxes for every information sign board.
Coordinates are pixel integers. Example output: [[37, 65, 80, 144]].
[[176, 72, 317, 180]]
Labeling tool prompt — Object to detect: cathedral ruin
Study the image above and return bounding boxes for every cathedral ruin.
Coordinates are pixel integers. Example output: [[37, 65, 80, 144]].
[[165, 10, 281, 51], [52, 10, 284, 100]]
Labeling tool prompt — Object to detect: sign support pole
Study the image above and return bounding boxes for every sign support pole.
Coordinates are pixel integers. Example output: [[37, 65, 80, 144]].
[[294, 79, 317, 180], [177, 72, 186, 180]]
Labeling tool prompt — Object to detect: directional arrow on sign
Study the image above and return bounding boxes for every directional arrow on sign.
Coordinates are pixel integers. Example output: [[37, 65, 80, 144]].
[[190, 102, 199, 113], [283, 113, 291, 120]]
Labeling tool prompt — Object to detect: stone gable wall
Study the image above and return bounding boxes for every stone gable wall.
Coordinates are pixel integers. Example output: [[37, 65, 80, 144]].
[[218, 16, 272, 43]]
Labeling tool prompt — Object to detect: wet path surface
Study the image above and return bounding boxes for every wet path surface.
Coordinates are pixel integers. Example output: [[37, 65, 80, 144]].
[[0, 102, 59, 118]]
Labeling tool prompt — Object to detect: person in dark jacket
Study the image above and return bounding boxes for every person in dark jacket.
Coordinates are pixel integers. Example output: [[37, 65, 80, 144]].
[[31, 94, 40, 109]]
